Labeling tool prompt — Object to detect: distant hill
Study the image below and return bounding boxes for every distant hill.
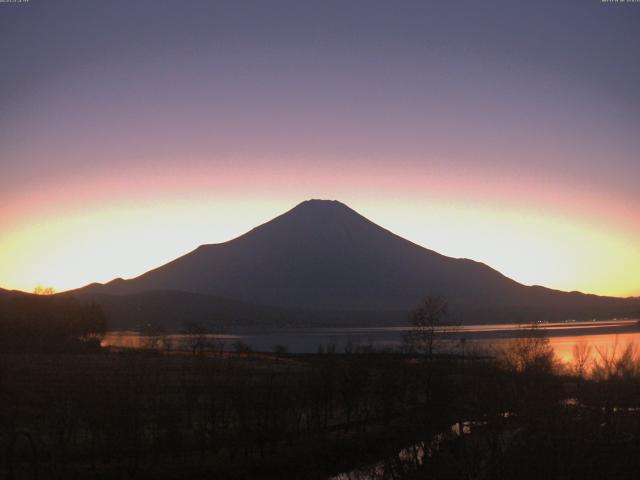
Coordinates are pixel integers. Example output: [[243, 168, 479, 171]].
[[74, 199, 640, 329], [0, 287, 31, 303], [72, 289, 407, 330]]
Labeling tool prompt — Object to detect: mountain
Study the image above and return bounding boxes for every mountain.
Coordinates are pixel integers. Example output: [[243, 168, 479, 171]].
[[0, 287, 31, 302], [73, 290, 408, 331], [77, 200, 639, 327], [0, 288, 34, 318]]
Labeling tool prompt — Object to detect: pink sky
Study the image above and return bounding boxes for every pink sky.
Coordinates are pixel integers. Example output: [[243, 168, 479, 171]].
[[1, 1, 638, 297]]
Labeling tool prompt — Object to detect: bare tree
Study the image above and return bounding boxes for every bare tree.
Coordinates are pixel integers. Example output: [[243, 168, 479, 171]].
[[181, 321, 210, 356], [592, 339, 639, 381], [498, 325, 556, 374], [572, 341, 593, 378], [141, 323, 170, 353], [33, 285, 55, 295], [403, 296, 451, 358]]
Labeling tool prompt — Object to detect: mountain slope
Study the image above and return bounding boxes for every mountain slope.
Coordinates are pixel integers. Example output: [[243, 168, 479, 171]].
[[79, 199, 639, 325], [85, 200, 522, 308], [73, 289, 407, 330]]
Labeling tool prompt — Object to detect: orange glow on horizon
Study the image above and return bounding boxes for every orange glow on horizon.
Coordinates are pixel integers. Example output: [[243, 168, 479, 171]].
[[0, 162, 638, 297]]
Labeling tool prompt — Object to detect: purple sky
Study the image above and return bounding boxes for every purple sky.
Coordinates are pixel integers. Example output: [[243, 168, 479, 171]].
[[1, 0, 639, 295]]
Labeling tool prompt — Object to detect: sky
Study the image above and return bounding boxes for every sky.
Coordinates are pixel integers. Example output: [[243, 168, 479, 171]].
[[0, 0, 639, 297]]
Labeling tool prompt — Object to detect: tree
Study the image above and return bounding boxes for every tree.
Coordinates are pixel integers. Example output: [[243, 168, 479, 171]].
[[403, 295, 451, 358], [498, 325, 556, 374], [181, 321, 210, 355], [33, 285, 55, 295], [141, 323, 170, 353], [572, 341, 593, 378]]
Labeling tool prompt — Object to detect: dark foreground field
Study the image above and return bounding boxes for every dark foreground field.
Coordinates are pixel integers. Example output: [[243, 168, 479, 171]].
[[2, 342, 640, 480]]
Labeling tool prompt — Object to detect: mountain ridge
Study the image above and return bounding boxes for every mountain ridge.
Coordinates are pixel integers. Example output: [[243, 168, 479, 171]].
[[67, 199, 639, 328], [81, 200, 524, 308]]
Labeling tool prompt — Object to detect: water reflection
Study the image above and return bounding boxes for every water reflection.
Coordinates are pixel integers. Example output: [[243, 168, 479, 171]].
[[101, 319, 640, 366], [328, 441, 429, 480], [330, 420, 490, 480], [548, 333, 640, 364], [101, 331, 241, 350]]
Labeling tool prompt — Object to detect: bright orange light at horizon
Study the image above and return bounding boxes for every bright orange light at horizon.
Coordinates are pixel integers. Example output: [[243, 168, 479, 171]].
[[0, 164, 638, 298], [2, 0, 639, 300]]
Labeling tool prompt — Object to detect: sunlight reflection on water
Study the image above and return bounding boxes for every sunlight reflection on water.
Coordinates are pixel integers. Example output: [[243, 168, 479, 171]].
[[101, 319, 640, 365]]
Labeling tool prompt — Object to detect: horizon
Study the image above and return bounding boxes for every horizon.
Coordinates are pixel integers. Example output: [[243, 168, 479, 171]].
[[1, 1, 639, 297], [3, 4, 640, 478], [2, 197, 638, 299]]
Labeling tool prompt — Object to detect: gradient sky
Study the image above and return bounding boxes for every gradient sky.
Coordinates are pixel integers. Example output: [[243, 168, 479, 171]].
[[1, 0, 639, 297]]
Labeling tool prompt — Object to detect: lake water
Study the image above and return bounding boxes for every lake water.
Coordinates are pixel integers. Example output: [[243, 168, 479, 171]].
[[101, 318, 640, 365]]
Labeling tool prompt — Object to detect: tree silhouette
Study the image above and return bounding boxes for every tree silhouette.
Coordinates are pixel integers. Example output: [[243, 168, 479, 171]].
[[33, 285, 55, 295], [0, 295, 106, 351], [498, 325, 556, 374], [181, 321, 210, 355], [403, 295, 450, 358]]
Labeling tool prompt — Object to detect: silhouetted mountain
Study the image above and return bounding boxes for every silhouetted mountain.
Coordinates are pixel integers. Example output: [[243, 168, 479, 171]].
[[0, 287, 31, 304], [77, 200, 639, 327], [73, 289, 407, 330], [82, 200, 521, 307]]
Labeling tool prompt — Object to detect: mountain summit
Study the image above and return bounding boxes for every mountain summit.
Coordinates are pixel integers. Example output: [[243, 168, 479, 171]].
[[90, 199, 519, 310], [81, 200, 639, 325]]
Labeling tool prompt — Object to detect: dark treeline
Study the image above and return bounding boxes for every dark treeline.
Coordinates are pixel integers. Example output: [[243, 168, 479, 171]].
[[2, 295, 640, 478], [2, 338, 640, 479], [75, 289, 640, 330], [0, 295, 106, 352], [0, 349, 484, 480]]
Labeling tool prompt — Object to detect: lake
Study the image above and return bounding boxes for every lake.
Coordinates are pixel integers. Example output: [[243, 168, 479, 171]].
[[101, 318, 640, 365]]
